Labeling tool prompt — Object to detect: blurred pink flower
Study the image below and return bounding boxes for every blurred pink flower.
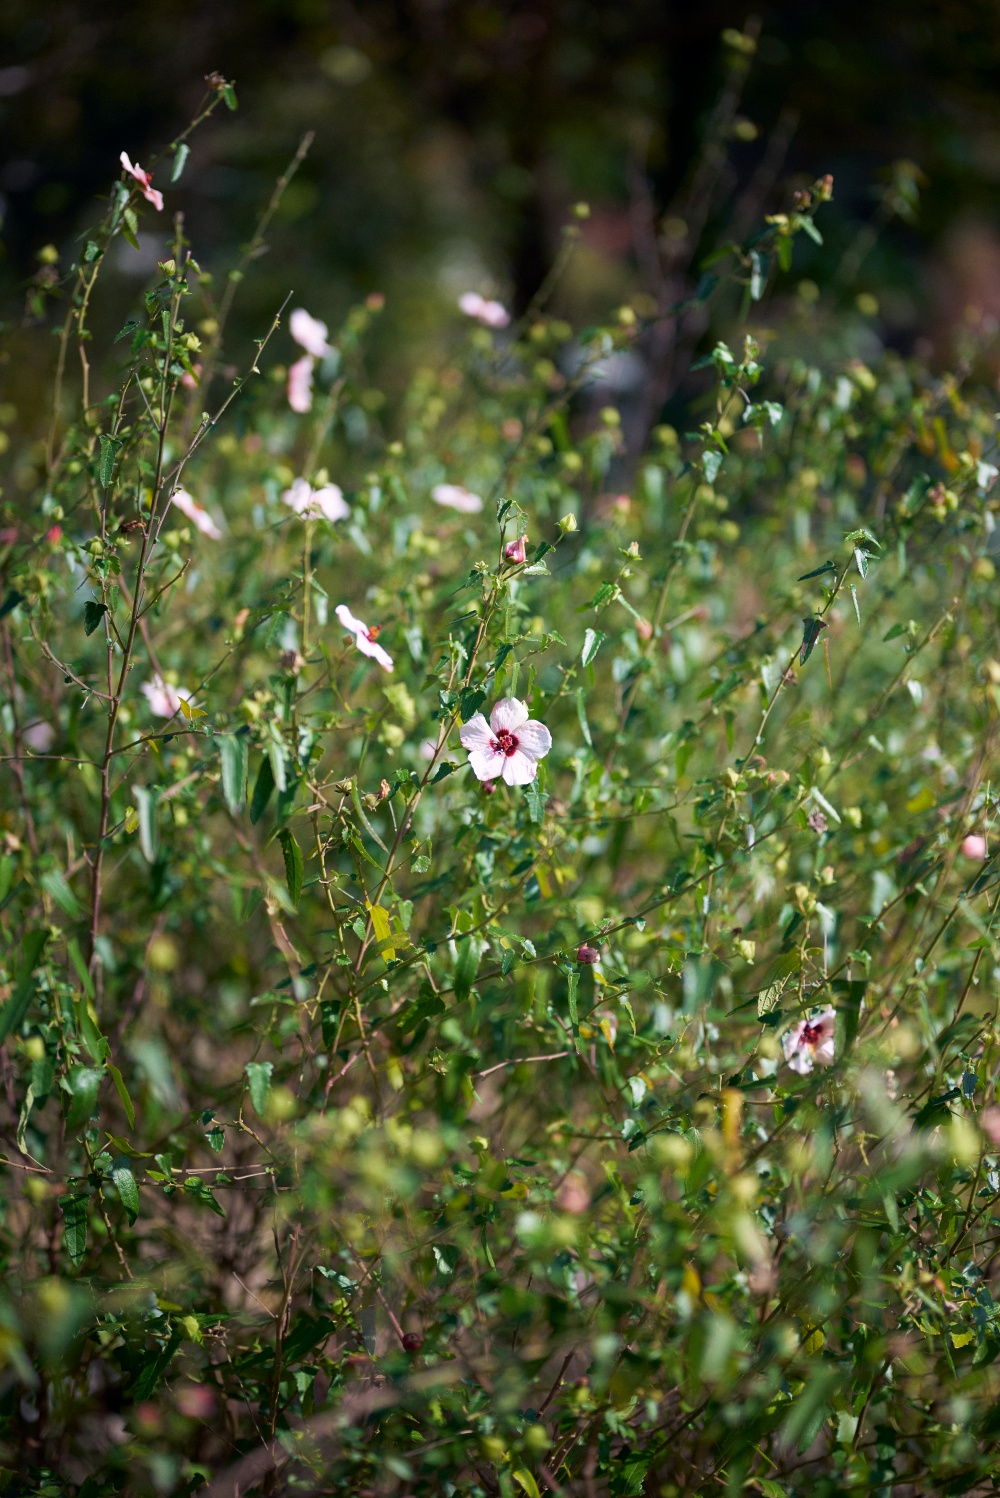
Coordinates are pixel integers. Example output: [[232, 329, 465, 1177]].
[[170, 487, 222, 540], [282, 477, 349, 523], [458, 292, 510, 329], [981, 1105, 1000, 1147], [432, 483, 483, 514], [782, 1007, 836, 1075], [287, 354, 315, 413], [180, 362, 202, 390], [504, 536, 527, 564], [577, 944, 600, 965], [141, 676, 192, 718], [120, 151, 163, 211], [23, 720, 54, 752], [290, 308, 334, 358], [335, 603, 393, 671], [419, 738, 438, 760], [45, 525, 62, 545], [460, 697, 552, 786], [962, 834, 988, 860]]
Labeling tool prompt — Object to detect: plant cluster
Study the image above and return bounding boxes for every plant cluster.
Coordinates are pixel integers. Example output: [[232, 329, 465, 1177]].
[[4, 88, 1000, 1498]]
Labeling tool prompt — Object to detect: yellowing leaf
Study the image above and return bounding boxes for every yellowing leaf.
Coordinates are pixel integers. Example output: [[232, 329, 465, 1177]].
[[905, 786, 936, 814], [802, 1327, 825, 1354], [951, 1329, 975, 1348], [367, 901, 395, 960], [124, 805, 139, 834], [512, 1470, 541, 1498]]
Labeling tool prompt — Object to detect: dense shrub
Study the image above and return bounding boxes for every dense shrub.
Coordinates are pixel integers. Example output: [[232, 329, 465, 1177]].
[[4, 90, 1000, 1497]]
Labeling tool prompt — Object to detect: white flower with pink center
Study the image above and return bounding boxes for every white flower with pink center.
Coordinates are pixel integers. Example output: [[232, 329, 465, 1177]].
[[458, 292, 510, 329], [282, 477, 349, 523], [141, 675, 193, 718], [120, 151, 164, 211], [335, 604, 393, 671], [459, 697, 552, 786], [287, 354, 315, 413], [290, 308, 334, 358], [782, 1006, 836, 1075], [170, 487, 223, 539], [432, 483, 483, 514]]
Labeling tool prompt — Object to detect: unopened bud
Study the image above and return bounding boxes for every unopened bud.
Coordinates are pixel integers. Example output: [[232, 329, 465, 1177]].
[[577, 944, 600, 965]]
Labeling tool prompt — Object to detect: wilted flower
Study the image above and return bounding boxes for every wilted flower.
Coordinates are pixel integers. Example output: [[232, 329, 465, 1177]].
[[335, 603, 393, 671], [432, 483, 483, 514], [170, 487, 223, 540], [289, 308, 334, 358], [282, 477, 349, 523], [120, 151, 163, 211], [287, 354, 315, 413], [782, 1006, 836, 1075], [458, 292, 510, 329], [141, 676, 193, 718], [577, 944, 600, 965], [459, 697, 552, 786], [504, 536, 527, 564], [962, 834, 988, 860]]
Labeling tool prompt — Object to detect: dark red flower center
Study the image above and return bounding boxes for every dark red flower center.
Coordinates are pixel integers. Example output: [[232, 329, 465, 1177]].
[[800, 1022, 824, 1046], [491, 728, 519, 757]]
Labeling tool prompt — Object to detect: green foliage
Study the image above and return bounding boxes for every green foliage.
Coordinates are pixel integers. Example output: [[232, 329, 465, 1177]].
[[3, 88, 1000, 1498]]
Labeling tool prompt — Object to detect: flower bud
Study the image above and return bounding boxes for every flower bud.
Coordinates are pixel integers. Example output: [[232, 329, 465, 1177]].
[[558, 513, 578, 533], [577, 944, 600, 965]]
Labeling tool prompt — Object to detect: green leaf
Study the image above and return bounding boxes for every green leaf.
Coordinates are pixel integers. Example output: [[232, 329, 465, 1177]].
[[133, 785, 158, 863], [98, 434, 121, 488], [108, 1063, 136, 1131], [249, 755, 274, 825], [83, 600, 108, 636], [245, 1060, 273, 1116], [114, 316, 140, 343], [0, 928, 48, 1046], [278, 828, 304, 906], [183, 1176, 226, 1216], [170, 143, 190, 182], [512, 1471, 541, 1498], [220, 734, 248, 815], [797, 560, 836, 581], [581, 628, 606, 667], [108, 1156, 140, 1224], [222, 84, 238, 110], [75, 992, 110, 1065], [66, 1066, 103, 1130], [62, 1194, 89, 1266], [132, 1329, 182, 1400], [40, 866, 83, 916], [453, 936, 481, 1004], [525, 783, 548, 823]]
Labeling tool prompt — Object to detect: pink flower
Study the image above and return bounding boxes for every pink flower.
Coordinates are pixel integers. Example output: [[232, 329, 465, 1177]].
[[981, 1105, 1000, 1147], [458, 292, 510, 329], [120, 151, 164, 212], [432, 483, 483, 514], [335, 603, 393, 671], [290, 308, 334, 358], [170, 487, 223, 540], [287, 354, 315, 413], [504, 536, 527, 564], [141, 675, 192, 718], [180, 362, 202, 390], [282, 477, 349, 523], [782, 1007, 836, 1075], [45, 525, 62, 545], [577, 944, 600, 965], [459, 697, 552, 787], [23, 720, 54, 752], [962, 834, 988, 860]]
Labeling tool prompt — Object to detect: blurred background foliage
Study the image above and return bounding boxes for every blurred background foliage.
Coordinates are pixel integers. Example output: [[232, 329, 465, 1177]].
[[5, 0, 1000, 397]]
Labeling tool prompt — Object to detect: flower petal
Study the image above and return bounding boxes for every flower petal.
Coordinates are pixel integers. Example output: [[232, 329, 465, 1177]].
[[312, 484, 349, 522], [459, 714, 494, 752], [516, 719, 552, 758], [431, 483, 483, 513], [290, 308, 332, 358], [335, 603, 366, 636], [501, 749, 539, 786], [287, 355, 315, 413], [490, 697, 529, 734], [469, 747, 504, 781]]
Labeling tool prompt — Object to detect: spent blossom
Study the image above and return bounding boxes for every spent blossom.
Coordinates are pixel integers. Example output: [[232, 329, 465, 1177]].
[[782, 1006, 836, 1075], [335, 603, 393, 671], [460, 697, 552, 787], [141, 676, 193, 718], [432, 483, 483, 514], [282, 477, 349, 523], [504, 536, 527, 564], [120, 151, 163, 211], [170, 487, 223, 540], [458, 292, 510, 329]]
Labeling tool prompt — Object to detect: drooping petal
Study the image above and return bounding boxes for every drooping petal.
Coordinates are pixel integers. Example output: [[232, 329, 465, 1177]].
[[287, 354, 315, 413], [516, 719, 552, 759], [479, 299, 510, 328], [501, 748, 539, 786], [468, 746, 505, 782], [143, 184, 164, 212], [459, 713, 494, 753], [283, 477, 314, 515], [290, 308, 332, 358], [490, 697, 529, 734], [356, 635, 393, 671], [171, 487, 223, 539], [458, 292, 486, 318], [335, 603, 367, 636]]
